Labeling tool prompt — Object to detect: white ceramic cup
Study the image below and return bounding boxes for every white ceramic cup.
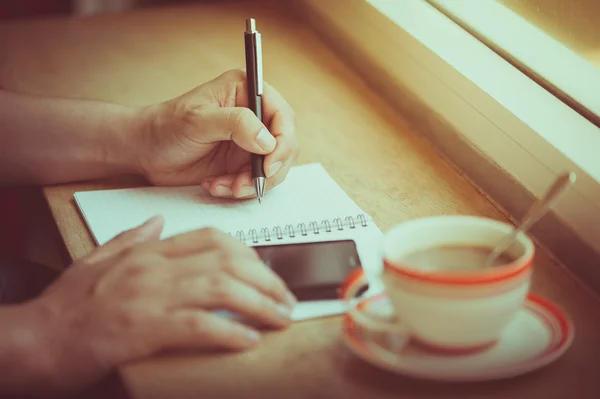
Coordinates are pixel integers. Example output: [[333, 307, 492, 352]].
[[341, 215, 535, 353]]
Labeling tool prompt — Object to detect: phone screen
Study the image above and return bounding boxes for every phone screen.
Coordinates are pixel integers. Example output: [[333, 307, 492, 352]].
[[252, 239, 362, 301]]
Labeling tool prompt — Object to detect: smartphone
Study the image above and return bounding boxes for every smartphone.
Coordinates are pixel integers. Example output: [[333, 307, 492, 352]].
[[253, 239, 362, 301]]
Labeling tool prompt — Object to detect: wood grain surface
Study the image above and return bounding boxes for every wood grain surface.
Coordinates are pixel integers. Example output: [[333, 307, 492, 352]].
[[1, 0, 599, 397]]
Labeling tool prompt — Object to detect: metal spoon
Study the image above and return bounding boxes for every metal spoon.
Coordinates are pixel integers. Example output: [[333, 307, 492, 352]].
[[484, 171, 577, 268]]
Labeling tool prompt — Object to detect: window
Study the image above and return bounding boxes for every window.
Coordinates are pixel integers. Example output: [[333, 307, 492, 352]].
[[499, 0, 600, 69], [427, 0, 600, 128], [294, 0, 600, 284]]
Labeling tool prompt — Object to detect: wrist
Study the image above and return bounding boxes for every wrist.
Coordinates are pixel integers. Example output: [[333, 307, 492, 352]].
[[128, 100, 177, 180], [100, 104, 149, 177], [0, 302, 59, 393]]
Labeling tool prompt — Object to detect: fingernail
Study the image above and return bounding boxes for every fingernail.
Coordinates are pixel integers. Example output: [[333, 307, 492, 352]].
[[285, 291, 297, 308], [238, 185, 255, 197], [136, 215, 164, 242], [214, 185, 232, 196], [276, 304, 292, 320], [247, 329, 261, 344], [267, 161, 282, 178], [256, 128, 276, 152]]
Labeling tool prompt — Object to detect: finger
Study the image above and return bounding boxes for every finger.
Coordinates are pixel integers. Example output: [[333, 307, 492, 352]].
[[165, 309, 261, 351], [82, 215, 164, 265], [261, 81, 296, 139], [212, 69, 296, 150], [203, 172, 267, 199], [202, 173, 248, 198], [264, 133, 297, 178], [201, 128, 296, 198], [230, 171, 254, 198], [202, 172, 252, 199], [263, 158, 294, 192], [170, 273, 292, 329], [202, 171, 274, 199], [200, 164, 252, 194], [204, 161, 291, 199], [150, 227, 258, 259], [172, 251, 296, 308], [195, 106, 276, 155], [202, 148, 294, 199], [219, 70, 295, 139]]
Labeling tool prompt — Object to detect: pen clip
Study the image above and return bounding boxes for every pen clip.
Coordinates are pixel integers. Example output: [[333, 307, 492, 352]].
[[255, 31, 263, 95]]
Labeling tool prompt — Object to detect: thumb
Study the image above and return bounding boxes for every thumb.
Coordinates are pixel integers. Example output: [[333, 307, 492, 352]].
[[82, 215, 165, 265], [200, 107, 276, 154]]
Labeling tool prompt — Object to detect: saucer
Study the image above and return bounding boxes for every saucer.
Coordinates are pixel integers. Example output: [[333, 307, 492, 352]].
[[342, 293, 574, 382]]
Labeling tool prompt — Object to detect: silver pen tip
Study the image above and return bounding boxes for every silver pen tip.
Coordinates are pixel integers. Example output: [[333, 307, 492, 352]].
[[253, 177, 266, 204]]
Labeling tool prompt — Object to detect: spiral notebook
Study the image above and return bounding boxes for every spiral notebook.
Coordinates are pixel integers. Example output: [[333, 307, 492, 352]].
[[73, 163, 383, 320]]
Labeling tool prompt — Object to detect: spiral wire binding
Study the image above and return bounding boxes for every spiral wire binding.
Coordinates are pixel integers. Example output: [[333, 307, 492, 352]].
[[232, 214, 369, 244]]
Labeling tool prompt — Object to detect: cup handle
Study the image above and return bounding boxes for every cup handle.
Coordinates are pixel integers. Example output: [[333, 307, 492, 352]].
[[340, 268, 408, 334]]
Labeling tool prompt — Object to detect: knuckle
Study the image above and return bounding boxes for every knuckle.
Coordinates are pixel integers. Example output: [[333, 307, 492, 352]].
[[208, 274, 235, 304], [184, 313, 210, 336], [118, 252, 163, 289], [122, 282, 144, 302], [231, 108, 256, 132], [123, 264, 148, 280], [217, 251, 238, 273], [117, 246, 142, 262], [225, 68, 246, 81], [115, 307, 141, 329], [220, 249, 255, 274], [77, 255, 96, 267], [120, 268, 154, 299]]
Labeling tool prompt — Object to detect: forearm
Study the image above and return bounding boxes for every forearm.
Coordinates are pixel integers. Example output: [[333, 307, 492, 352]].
[[0, 304, 54, 394], [0, 89, 142, 186]]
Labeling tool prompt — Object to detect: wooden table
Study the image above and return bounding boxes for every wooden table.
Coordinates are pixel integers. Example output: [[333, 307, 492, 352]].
[[1, 1, 600, 398]]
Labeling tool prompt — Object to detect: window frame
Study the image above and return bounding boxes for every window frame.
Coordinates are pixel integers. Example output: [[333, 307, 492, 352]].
[[427, 0, 600, 128], [293, 0, 600, 286]]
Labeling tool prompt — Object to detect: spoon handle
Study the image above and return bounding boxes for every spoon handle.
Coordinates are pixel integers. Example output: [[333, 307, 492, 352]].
[[484, 171, 576, 267], [518, 172, 576, 233]]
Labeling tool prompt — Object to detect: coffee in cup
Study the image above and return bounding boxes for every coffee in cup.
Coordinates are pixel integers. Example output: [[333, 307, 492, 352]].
[[400, 244, 517, 272]]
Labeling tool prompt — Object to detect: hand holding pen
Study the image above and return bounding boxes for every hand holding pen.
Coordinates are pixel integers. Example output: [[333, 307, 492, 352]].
[[144, 21, 297, 200]]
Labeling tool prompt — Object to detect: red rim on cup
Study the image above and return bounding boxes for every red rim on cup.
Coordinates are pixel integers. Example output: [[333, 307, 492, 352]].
[[381, 215, 534, 285]]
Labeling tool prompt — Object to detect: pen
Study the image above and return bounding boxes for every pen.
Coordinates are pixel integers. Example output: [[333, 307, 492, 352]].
[[244, 18, 266, 204]]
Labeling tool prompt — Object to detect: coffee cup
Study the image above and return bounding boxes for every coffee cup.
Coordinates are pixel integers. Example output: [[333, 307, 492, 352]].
[[341, 215, 535, 353]]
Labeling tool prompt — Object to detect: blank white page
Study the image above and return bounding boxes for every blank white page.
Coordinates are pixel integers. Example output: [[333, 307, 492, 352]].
[[74, 163, 370, 246]]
